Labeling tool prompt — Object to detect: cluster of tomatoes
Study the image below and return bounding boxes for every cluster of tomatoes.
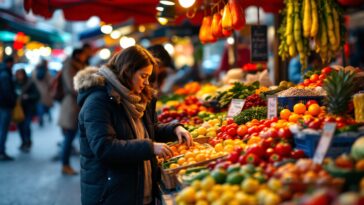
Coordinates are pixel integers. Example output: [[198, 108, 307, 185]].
[[300, 67, 332, 87]]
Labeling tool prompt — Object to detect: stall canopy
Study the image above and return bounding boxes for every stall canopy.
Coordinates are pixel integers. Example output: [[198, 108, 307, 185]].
[[0, 9, 66, 46]]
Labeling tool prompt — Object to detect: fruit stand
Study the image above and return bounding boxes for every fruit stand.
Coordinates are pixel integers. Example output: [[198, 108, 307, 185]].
[[156, 65, 364, 205]]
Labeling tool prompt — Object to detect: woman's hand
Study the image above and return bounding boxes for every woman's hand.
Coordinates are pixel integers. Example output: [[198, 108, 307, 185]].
[[175, 126, 193, 147], [153, 142, 173, 159]]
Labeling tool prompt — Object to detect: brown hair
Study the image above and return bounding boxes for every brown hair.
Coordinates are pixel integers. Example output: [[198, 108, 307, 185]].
[[106, 45, 157, 103]]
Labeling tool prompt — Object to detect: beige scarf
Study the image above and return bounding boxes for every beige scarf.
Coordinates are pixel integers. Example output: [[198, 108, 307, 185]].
[[98, 67, 153, 204]]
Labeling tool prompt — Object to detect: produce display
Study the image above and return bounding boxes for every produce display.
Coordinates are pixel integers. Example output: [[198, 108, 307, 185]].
[[155, 65, 364, 204], [278, 0, 344, 68]]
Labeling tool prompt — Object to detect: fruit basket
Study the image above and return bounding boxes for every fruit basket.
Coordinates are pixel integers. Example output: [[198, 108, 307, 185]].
[[293, 131, 360, 158]]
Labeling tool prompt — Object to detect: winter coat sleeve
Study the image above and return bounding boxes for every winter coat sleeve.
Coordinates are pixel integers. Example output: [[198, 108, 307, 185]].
[[149, 99, 180, 143], [82, 97, 155, 163], [0, 70, 16, 108]]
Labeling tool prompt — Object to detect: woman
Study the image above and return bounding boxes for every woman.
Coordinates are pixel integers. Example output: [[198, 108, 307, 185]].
[[14, 69, 40, 152], [74, 45, 192, 205], [58, 48, 88, 175]]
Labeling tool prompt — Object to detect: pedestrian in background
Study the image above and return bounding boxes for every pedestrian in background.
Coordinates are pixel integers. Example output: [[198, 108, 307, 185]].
[[14, 68, 40, 152], [74, 45, 192, 205], [58, 48, 88, 175], [0, 57, 16, 161], [32, 59, 53, 127]]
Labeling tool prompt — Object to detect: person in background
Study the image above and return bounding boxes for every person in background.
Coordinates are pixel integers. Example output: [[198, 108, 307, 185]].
[[58, 48, 88, 175], [147, 44, 176, 93], [0, 57, 16, 161], [14, 69, 40, 152], [32, 59, 53, 127], [74, 45, 192, 205]]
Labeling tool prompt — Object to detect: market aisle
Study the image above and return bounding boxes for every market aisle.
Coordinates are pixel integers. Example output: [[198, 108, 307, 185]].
[[0, 104, 81, 205]]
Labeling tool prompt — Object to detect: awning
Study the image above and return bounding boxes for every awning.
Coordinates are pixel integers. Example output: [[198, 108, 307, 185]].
[[0, 10, 66, 46]]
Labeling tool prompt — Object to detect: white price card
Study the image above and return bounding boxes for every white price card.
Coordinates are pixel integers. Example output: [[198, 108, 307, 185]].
[[267, 95, 278, 119], [313, 122, 337, 164], [227, 99, 245, 118]]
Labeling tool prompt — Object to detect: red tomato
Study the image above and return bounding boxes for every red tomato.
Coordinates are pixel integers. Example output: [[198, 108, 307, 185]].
[[265, 147, 275, 156], [321, 67, 332, 75], [220, 125, 227, 132], [227, 151, 239, 163], [319, 74, 326, 80], [267, 128, 279, 139], [291, 149, 306, 159], [278, 128, 292, 139], [275, 143, 292, 157], [306, 100, 319, 107], [227, 127, 237, 136], [246, 144, 265, 157], [303, 79, 311, 86], [247, 126, 258, 135], [269, 153, 282, 163], [227, 118, 234, 125], [244, 153, 261, 165], [310, 74, 319, 82]]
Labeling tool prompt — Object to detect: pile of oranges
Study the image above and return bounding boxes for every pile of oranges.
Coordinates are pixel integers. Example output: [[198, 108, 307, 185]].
[[279, 101, 324, 123]]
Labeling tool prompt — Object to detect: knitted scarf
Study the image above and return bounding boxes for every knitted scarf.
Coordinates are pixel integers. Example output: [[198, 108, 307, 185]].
[[98, 66, 153, 204]]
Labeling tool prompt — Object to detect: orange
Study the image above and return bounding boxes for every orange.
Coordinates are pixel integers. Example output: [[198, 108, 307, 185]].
[[195, 154, 206, 162], [280, 109, 291, 120], [170, 146, 177, 152], [178, 145, 187, 152], [169, 163, 179, 169], [177, 157, 186, 165], [308, 104, 321, 116], [214, 143, 224, 152], [293, 103, 306, 114], [185, 151, 194, 159], [288, 113, 300, 123]]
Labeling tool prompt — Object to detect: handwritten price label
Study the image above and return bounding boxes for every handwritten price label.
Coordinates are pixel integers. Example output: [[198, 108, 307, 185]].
[[227, 99, 246, 118], [267, 96, 278, 119], [313, 122, 337, 164]]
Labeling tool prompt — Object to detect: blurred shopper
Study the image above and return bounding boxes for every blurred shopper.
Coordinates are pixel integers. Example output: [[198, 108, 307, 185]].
[[32, 59, 53, 127], [58, 48, 88, 175], [74, 45, 192, 204], [147, 44, 176, 93], [0, 57, 16, 161], [14, 69, 40, 152]]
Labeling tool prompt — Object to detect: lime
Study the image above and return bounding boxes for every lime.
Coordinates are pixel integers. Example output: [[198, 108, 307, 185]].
[[211, 169, 227, 184], [226, 172, 245, 185]]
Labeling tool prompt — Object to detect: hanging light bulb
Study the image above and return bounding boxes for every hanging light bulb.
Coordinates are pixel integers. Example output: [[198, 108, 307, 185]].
[[157, 17, 168, 25], [178, 0, 195, 8], [101, 24, 113, 34], [160, 0, 175, 6]]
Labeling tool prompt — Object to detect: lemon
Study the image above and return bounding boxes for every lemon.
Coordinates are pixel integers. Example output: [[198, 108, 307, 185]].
[[176, 187, 196, 203], [196, 190, 208, 201], [191, 180, 201, 190], [235, 191, 250, 204], [207, 191, 219, 202], [196, 200, 209, 205], [201, 176, 215, 191], [221, 190, 234, 203], [241, 178, 260, 194]]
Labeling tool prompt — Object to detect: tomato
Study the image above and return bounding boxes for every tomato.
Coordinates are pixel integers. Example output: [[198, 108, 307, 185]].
[[303, 79, 311, 86], [274, 143, 292, 157], [227, 151, 240, 163], [291, 149, 306, 159], [308, 119, 322, 130], [247, 126, 258, 135], [227, 127, 237, 136], [267, 128, 279, 139], [319, 74, 326, 80], [278, 128, 292, 139], [321, 67, 332, 75], [217, 132, 224, 139], [237, 125, 248, 136], [310, 74, 319, 82], [324, 116, 336, 122], [246, 144, 265, 157], [265, 147, 275, 156], [227, 118, 235, 125], [306, 100, 319, 107], [269, 154, 282, 163], [220, 125, 227, 132], [244, 153, 261, 165], [335, 116, 346, 123]]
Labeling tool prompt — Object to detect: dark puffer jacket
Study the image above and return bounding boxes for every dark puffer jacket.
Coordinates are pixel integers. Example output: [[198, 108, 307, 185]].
[[75, 67, 179, 205]]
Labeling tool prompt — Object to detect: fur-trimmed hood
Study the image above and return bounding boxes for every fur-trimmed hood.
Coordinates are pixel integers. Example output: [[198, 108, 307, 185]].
[[74, 66, 105, 92]]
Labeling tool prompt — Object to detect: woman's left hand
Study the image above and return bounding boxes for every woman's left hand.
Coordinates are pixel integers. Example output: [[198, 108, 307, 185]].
[[175, 126, 193, 147]]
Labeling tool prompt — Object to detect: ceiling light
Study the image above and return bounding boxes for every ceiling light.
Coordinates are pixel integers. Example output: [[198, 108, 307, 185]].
[[157, 17, 168, 25], [110, 30, 121, 39], [160, 0, 175, 6], [99, 48, 111, 60], [101, 25, 113, 34], [178, 0, 195, 8]]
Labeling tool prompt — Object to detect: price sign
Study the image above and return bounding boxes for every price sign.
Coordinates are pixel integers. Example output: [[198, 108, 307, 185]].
[[227, 99, 246, 118], [251, 25, 268, 62], [267, 96, 278, 119], [313, 122, 337, 164]]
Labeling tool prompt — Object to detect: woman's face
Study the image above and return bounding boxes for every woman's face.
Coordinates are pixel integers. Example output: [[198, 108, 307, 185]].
[[131, 64, 153, 94]]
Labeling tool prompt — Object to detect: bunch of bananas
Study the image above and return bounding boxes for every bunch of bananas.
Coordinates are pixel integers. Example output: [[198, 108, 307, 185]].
[[278, 0, 344, 69]]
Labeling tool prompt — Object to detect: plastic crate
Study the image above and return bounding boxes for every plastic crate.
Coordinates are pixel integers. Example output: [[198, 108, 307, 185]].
[[293, 132, 359, 158], [277, 96, 325, 110]]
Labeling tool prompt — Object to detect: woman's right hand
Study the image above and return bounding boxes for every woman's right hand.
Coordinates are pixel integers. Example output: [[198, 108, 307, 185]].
[[153, 143, 173, 159]]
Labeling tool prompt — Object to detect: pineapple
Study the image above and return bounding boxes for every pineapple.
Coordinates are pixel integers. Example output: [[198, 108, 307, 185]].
[[323, 69, 356, 116]]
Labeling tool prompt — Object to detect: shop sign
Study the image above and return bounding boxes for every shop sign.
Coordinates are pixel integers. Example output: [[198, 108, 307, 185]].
[[267, 95, 277, 119], [251, 25, 268, 62], [227, 99, 245, 118], [313, 122, 337, 164]]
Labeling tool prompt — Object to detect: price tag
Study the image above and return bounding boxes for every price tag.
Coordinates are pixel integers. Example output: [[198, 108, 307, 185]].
[[313, 122, 337, 164], [267, 96, 278, 119], [227, 99, 245, 118]]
